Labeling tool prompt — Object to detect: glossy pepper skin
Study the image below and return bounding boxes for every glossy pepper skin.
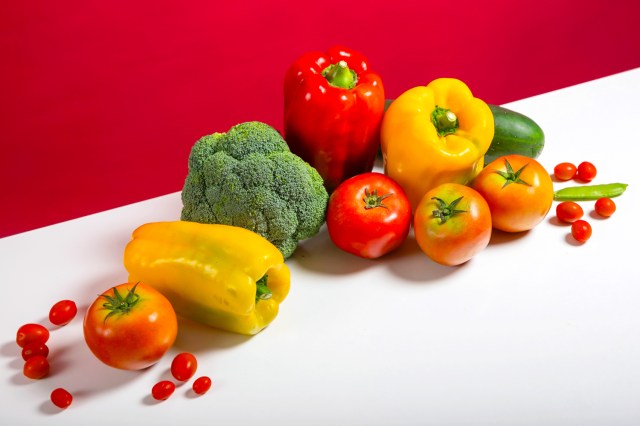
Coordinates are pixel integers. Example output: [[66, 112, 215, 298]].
[[381, 78, 494, 210], [284, 45, 385, 192], [123, 221, 290, 335]]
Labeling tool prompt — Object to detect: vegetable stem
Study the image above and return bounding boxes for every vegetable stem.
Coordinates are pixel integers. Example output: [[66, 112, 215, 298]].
[[431, 106, 459, 136], [322, 60, 357, 89]]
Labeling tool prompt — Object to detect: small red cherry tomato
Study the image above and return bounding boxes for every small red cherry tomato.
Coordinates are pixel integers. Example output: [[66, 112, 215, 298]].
[[16, 323, 49, 348], [49, 300, 78, 326], [23, 355, 50, 379], [571, 220, 592, 243], [192, 376, 212, 395], [171, 352, 198, 382], [555, 202, 584, 223], [553, 162, 577, 181], [152, 380, 176, 401], [51, 388, 73, 409], [576, 161, 597, 182], [21, 342, 49, 361], [326, 172, 411, 259], [594, 198, 616, 217]]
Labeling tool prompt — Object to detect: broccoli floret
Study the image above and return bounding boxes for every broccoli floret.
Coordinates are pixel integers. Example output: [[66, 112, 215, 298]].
[[181, 121, 328, 258]]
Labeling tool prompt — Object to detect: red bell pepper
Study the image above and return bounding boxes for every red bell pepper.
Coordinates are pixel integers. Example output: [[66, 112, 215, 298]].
[[283, 46, 385, 192]]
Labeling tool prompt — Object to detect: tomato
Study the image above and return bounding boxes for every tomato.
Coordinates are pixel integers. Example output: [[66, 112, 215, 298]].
[[553, 162, 577, 181], [49, 300, 78, 326], [193, 376, 212, 395], [414, 183, 492, 266], [83, 282, 177, 371], [595, 197, 616, 217], [16, 323, 49, 348], [152, 380, 176, 401], [555, 202, 584, 223], [23, 355, 49, 379], [326, 172, 411, 259], [21, 342, 49, 361], [576, 161, 597, 182], [571, 220, 592, 243], [51, 388, 73, 409], [472, 155, 554, 232], [171, 352, 198, 381]]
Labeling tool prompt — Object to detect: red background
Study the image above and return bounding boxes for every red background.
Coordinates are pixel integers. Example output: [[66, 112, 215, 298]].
[[2, 0, 639, 237]]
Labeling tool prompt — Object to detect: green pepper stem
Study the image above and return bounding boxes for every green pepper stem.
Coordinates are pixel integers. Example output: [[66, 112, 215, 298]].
[[255, 275, 272, 302], [431, 105, 459, 136], [322, 60, 357, 89]]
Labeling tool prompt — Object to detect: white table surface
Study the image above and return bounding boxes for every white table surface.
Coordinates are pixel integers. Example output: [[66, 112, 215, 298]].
[[2, 69, 639, 425]]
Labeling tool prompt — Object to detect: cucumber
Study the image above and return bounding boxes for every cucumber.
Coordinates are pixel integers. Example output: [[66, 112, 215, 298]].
[[485, 104, 545, 165]]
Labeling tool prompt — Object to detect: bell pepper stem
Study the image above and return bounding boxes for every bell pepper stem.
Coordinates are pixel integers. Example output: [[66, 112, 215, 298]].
[[322, 60, 357, 89], [432, 106, 459, 136], [255, 275, 272, 302]]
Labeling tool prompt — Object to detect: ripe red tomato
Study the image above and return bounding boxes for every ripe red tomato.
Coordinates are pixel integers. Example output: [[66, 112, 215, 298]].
[[326, 172, 411, 259], [576, 161, 597, 182], [192, 376, 212, 395], [594, 198, 616, 217], [555, 202, 584, 223], [571, 220, 592, 243], [553, 162, 577, 181], [171, 352, 198, 381], [16, 323, 49, 348], [151, 380, 176, 401], [472, 155, 554, 232], [23, 355, 50, 379], [49, 300, 78, 326], [83, 282, 177, 370], [51, 388, 73, 409], [21, 342, 49, 361], [414, 183, 492, 266]]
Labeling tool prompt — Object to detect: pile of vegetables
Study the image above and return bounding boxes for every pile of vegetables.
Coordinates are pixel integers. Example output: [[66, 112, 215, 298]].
[[13, 44, 629, 411]]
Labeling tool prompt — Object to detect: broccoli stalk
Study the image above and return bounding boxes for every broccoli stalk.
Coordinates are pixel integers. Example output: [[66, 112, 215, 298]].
[[181, 121, 328, 258]]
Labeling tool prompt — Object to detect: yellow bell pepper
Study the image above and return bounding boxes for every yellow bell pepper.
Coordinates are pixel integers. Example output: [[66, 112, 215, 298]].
[[123, 221, 290, 335], [381, 78, 494, 209]]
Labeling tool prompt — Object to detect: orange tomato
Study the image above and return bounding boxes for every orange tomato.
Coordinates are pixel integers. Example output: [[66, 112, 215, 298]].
[[414, 183, 492, 266], [83, 282, 177, 370], [473, 155, 553, 232]]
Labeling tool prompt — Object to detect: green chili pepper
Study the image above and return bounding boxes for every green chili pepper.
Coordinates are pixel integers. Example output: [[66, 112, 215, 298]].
[[553, 183, 628, 201]]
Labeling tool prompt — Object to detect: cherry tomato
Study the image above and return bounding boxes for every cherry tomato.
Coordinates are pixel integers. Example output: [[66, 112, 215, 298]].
[[326, 172, 411, 259], [414, 183, 492, 266], [21, 342, 49, 361], [51, 388, 73, 409], [576, 161, 597, 182], [23, 355, 49, 379], [49, 300, 78, 326], [16, 323, 49, 348], [192, 376, 212, 395], [594, 198, 616, 217], [151, 380, 176, 401], [571, 220, 592, 243], [171, 352, 198, 382], [553, 162, 577, 181], [473, 155, 554, 232], [83, 283, 177, 370], [555, 202, 584, 223]]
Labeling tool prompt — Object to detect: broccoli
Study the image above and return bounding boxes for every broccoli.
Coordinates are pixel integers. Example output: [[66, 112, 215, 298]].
[[181, 121, 328, 258]]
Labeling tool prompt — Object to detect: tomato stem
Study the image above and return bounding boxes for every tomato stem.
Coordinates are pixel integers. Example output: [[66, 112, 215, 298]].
[[362, 188, 391, 209], [431, 196, 466, 224], [495, 158, 531, 188], [100, 283, 141, 322]]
